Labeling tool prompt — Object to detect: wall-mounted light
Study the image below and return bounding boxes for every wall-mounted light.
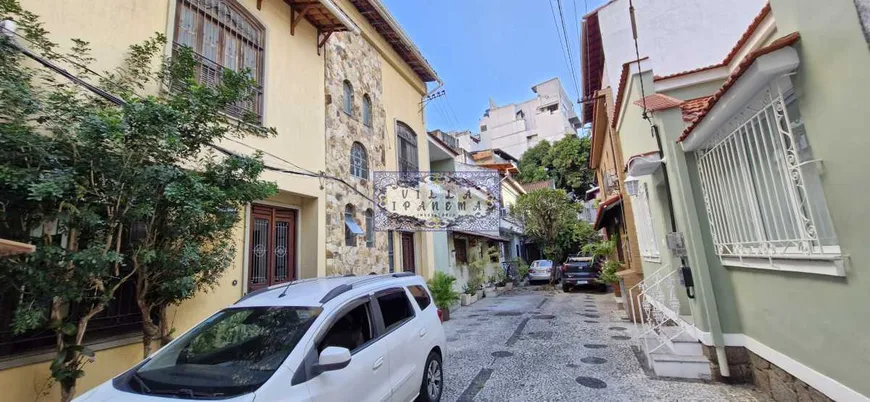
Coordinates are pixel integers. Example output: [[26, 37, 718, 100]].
[[624, 175, 640, 197]]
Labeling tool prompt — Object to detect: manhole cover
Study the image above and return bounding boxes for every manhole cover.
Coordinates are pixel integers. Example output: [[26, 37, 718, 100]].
[[583, 344, 607, 349], [575, 376, 607, 389], [491, 351, 514, 358], [584, 314, 600, 318], [611, 335, 631, 340], [532, 314, 556, 320], [495, 311, 524, 316], [581, 357, 607, 364], [584, 320, 599, 324], [609, 326, 627, 331]]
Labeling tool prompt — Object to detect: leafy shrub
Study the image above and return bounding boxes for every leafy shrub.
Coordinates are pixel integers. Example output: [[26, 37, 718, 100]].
[[427, 272, 459, 309]]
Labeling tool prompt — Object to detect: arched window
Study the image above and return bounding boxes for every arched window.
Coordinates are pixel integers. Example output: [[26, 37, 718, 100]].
[[396, 122, 418, 173], [365, 209, 374, 248], [343, 80, 353, 115], [362, 94, 372, 126], [350, 142, 369, 179], [344, 204, 362, 246]]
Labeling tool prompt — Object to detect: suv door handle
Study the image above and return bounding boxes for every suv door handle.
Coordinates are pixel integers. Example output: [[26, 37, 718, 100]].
[[373, 356, 384, 371], [419, 328, 427, 338]]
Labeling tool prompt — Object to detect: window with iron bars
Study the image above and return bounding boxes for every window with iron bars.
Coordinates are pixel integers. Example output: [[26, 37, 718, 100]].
[[397, 122, 418, 173], [631, 182, 660, 262], [174, 0, 265, 122], [695, 78, 838, 261]]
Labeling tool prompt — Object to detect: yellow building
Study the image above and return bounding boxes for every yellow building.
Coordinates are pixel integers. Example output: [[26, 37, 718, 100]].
[[0, 0, 438, 399]]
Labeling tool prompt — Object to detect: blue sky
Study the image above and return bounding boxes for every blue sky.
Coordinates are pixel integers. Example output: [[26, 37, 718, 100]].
[[381, 0, 602, 133]]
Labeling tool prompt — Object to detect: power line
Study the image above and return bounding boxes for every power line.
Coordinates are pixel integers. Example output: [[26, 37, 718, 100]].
[[556, 0, 582, 100], [547, 0, 582, 102], [1, 30, 378, 205], [443, 90, 464, 132]]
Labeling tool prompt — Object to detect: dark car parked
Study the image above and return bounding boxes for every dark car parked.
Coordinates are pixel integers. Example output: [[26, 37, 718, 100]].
[[560, 256, 606, 292]]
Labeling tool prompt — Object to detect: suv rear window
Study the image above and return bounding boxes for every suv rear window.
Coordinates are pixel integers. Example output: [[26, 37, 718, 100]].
[[407, 285, 431, 310], [376, 290, 415, 331]]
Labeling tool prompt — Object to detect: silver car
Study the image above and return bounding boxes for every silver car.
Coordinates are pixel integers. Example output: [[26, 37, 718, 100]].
[[528, 260, 555, 283]]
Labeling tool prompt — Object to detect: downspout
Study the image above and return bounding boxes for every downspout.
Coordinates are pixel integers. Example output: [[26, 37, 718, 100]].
[[651, 123, 730, 378]]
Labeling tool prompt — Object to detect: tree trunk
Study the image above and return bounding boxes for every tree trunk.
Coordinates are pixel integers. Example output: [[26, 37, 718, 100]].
[[138, 302, 157, 358], [60, 384, 75, 402], [158, 306, 173, 346]]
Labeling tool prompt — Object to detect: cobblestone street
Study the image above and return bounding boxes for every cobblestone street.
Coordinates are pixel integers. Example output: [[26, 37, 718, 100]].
[[440, 287, 766, 402]]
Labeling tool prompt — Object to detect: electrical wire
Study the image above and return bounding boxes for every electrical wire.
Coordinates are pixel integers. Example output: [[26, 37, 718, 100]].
[[555, 0, 582, 100], [628, 0, 652, 125], [548, 0, 582, 103], [2, 30, 378, 205]]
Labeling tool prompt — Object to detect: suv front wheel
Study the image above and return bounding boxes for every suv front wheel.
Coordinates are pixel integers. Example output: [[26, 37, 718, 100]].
[[417, 351, 443, 401]]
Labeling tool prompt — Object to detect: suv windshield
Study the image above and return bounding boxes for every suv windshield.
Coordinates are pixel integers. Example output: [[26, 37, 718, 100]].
[[132, 306, 321, 398]]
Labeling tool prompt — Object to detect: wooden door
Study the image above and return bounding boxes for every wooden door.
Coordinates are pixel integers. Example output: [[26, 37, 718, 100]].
[[249, 205, 297, 291], [400, 232, 416, 273]]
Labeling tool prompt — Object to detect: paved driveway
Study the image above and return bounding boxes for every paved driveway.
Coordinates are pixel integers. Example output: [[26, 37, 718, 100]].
[[440, 287, 764, 402]]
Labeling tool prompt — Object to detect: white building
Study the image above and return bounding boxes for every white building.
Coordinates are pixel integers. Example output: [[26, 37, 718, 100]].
[[477, 78, 582, 158]]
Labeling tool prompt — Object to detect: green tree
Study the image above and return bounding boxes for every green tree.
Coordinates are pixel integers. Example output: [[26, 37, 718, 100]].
[[515, 134, 594, 198], [516, 140, 551, 183], [0, 2, 276, 399], [511, 189, 580, 264]]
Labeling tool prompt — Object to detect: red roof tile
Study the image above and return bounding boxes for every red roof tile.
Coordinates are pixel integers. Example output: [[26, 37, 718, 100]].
[[680, 96, 714, 123], [593, 193, 622, 230], [654, 3, 772, 82], [611, 57, 648, 130], [633, 93, 683, 111], [678, 32, 801, 143], [520, 180, 555, 192]]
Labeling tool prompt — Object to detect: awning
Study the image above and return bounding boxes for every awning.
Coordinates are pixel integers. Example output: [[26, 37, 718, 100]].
[[625, 151, 663, 177], [593, 194, 623, 231], [345, 215, 364, 235], [451, 229, 509, 242]]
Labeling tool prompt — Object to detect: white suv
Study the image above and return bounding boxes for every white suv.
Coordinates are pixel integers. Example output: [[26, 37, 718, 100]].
[[76, 273, 447, 402]]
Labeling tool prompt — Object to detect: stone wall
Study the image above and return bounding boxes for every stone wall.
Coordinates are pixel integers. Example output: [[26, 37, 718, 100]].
[[702, 346, 833, 401], [324, 32, 390, 276]]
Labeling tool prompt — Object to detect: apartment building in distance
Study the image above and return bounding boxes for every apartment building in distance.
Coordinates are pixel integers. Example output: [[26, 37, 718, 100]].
[[477, 78, 582, 158]]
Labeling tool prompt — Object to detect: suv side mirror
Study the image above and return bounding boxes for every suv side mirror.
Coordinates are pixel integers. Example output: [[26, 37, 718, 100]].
[[312, 347, 351, 375]]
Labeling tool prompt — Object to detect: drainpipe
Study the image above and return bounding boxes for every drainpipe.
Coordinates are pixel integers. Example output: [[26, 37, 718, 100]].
[[651, 123, 730, 378]]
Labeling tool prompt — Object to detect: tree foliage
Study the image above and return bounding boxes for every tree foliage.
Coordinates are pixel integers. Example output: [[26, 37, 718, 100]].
[[515, 134, 594, 198], [511, 189, 597, 263], [0, 2, 276, 399]]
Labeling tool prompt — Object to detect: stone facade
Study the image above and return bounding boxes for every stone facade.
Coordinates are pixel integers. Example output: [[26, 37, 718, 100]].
[[702, 346, 833, 402], [324, 32, 390, 276]]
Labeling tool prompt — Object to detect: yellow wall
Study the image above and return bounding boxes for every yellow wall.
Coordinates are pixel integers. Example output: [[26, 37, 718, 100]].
[[2, 0, 437, 399]]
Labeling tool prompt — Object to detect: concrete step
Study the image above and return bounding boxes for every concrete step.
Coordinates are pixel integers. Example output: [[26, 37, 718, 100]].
[[641, 333, 703, 356], [649, 350, 711, 380]]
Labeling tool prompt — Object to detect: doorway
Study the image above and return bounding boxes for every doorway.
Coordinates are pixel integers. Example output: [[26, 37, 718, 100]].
[[400, 232, 416, 273]]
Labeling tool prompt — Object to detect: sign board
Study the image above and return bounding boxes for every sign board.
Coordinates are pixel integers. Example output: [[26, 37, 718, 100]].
[[373, 171, 501, 232]]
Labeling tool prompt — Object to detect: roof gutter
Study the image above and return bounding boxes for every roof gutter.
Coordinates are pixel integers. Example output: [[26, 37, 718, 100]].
[[317, 0, 361, 35], [366, 0, 439, 82]]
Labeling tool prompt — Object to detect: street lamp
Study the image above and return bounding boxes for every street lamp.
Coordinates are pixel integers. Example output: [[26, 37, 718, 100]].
[[624, 175, 640, 197]]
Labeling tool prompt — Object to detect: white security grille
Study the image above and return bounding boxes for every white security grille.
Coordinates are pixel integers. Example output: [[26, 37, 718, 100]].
[[632, 182, 660, 262], [696, 81, 838, 259]]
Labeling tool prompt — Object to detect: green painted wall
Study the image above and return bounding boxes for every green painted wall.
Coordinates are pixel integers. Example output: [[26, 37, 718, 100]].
[[715, 0, 870, 395], [431, 158, 455, 274], [651, 0, 870, 395]]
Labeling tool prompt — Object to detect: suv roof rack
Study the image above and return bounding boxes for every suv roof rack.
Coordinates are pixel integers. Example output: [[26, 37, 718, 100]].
[[318, 272, 417, 304], [236, 276, 343, 303]]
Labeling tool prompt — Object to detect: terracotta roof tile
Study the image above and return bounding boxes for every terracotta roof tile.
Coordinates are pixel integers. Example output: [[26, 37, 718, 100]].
[[520, 180, 555, 192], [633, 93, 683, 111], [680, 96, 714, 123], [593, 193, 622, 230], [678, 32, 801, 143], [654, 3, 772, 82], [611, 57, 648, 130]]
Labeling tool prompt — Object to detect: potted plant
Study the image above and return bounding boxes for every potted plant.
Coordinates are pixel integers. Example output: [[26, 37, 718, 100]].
[[516, 258, 530, 287], [598, 259, 621, 291], [427, 272, 459, 321], [460, 282, 478, 306]]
